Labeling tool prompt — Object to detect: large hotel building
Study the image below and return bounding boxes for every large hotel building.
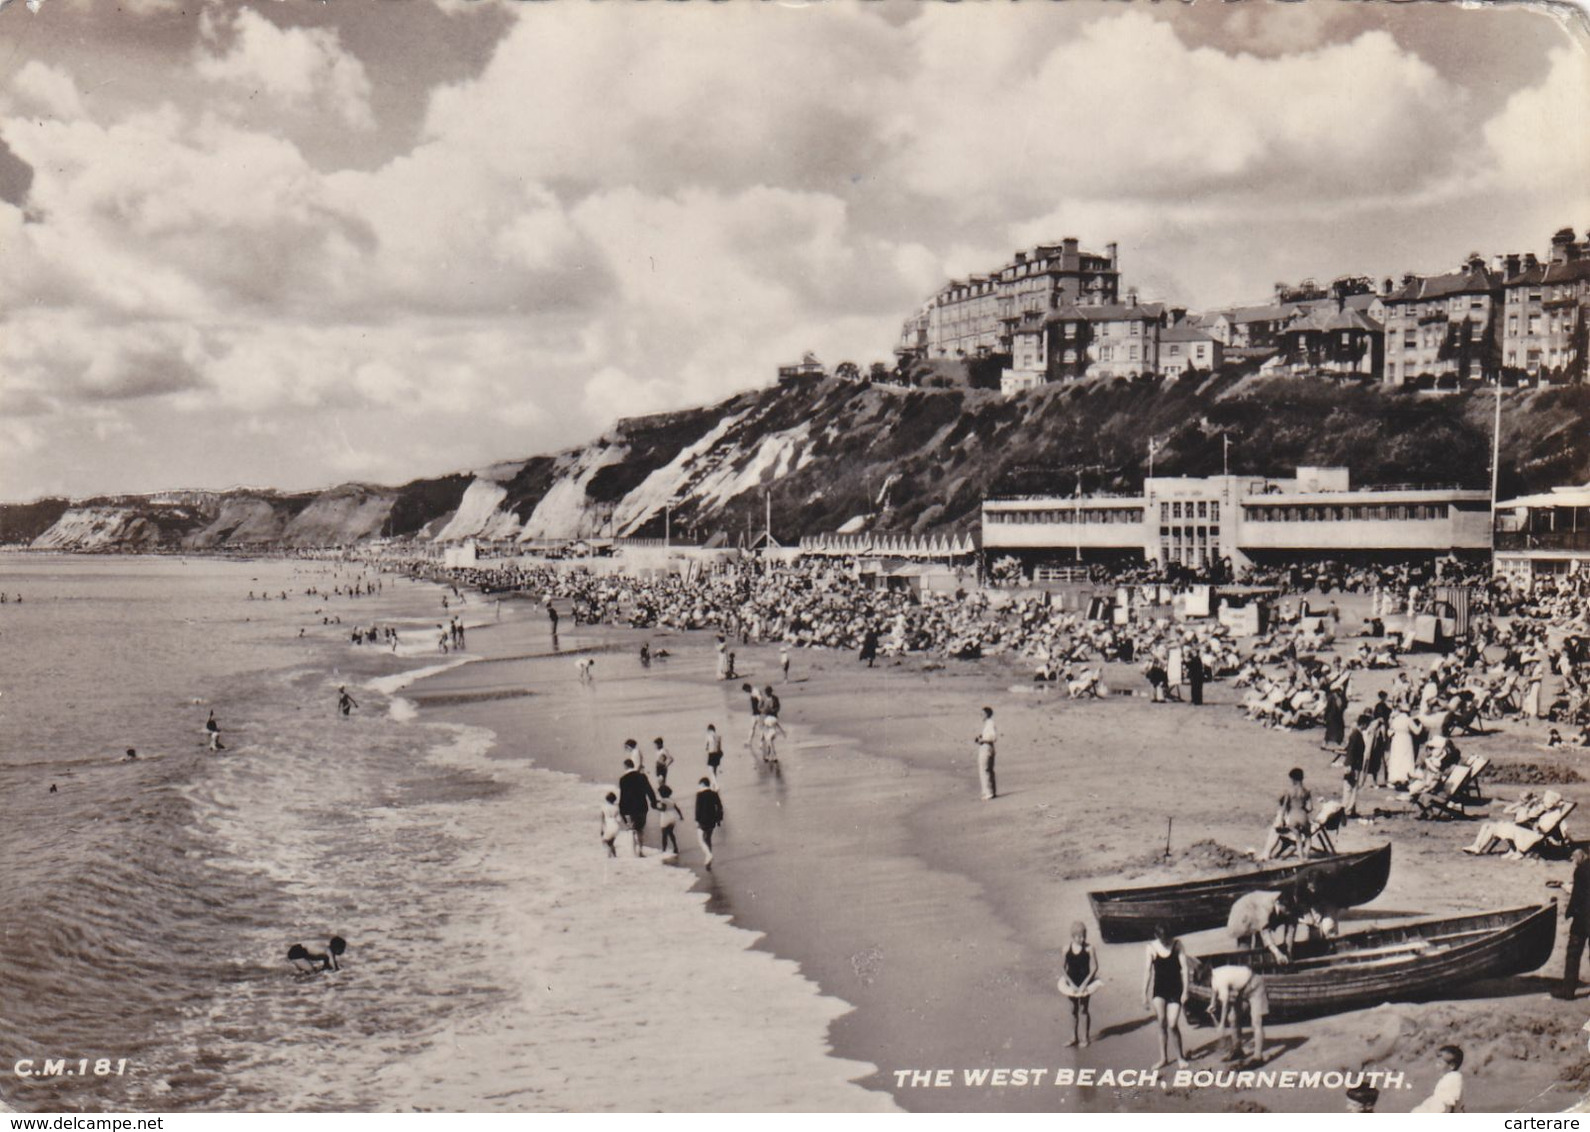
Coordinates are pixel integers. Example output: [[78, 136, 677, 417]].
[[982, 467, 1492, 572]]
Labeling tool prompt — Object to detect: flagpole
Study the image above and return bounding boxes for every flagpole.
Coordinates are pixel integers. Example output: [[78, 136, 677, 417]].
[[1075, 472, 1083, 562], [1490, 380, 1502, 550]]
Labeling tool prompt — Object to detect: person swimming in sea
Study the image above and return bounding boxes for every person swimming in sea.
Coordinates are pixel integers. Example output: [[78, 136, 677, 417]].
[[287, 936, 347, 974], [124, 748, 138, 761], [337, 686, 359, 716], [205, 710, 225, 751]]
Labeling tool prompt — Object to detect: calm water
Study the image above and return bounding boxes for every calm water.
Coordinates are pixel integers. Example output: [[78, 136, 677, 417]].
[[0, 555, 883, 1113]]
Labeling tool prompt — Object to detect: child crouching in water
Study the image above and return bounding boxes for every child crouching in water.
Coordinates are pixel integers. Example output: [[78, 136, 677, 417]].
[[1058, 921, 1101, 1048]]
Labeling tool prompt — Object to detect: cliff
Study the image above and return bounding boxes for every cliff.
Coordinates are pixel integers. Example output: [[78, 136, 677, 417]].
[[6, 374, 1587, 551]]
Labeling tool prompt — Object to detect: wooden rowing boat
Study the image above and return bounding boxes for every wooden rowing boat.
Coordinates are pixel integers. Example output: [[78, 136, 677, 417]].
[[1087, 844, 1391, 944], [1186, 903, 1558, 1020]]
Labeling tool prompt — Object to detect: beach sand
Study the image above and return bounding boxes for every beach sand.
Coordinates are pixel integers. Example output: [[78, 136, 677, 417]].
[[405, 600, 1590, 1113]]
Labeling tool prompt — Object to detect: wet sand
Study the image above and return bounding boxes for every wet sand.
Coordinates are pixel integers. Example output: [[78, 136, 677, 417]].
[[407, 601, 1590, 1113]]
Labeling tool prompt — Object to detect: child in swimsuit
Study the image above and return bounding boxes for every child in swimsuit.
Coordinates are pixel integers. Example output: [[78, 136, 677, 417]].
[[599, 792, 621, 858], [656, 785, 683, 857], [1058, 921, 1100, 1048]]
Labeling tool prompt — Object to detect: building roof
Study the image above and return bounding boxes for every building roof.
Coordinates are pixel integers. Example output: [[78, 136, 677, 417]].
[[1504, 258, 1590, 287], [1160, 323, 1216, 343], [1385, 263, 1497, 303], [1218, 304, 1301, 325], [1287, 305, 1384, 334], [1048, 301, 1166, 324], [1342, 293, 1383, 312], [1496, 484, 1590, 510]]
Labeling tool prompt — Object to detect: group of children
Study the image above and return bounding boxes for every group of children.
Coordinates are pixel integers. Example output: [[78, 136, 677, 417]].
[[1056, 919, 1466, 1111], [600, 735, 727, 869]]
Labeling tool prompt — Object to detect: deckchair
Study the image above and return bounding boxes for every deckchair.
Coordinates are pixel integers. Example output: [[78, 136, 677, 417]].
[[1413, 757, 1490, 821], [1520, 800, 1578, 859], [1270, 802, 1345, 859]]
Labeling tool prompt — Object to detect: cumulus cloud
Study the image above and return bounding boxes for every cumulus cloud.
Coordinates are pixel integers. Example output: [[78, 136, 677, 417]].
[[8, 61, 86, 120], [197, 8, 375, 131], [0, 3, 1583, 500]]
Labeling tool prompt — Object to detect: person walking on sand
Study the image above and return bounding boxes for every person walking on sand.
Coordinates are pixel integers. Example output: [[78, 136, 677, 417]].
[[1341, 713, 1369, 816], [599, 791, 622, 857], [1187, 649, 1205, 707], [780, 646, 791, 683], [705, 723, 724, 784], [337, 686, 359, 717], [1058, 921, 1100, 1048], [1143, 924, 1191, 1072], [617, 757, 658, 857], [1554, 848, 1590, 999], [859, 626, 879, 668], [975, 706, 998, 800], [694, 777, 724, 870], [742, 683, 764, 753], [656, 785, 684, 858]]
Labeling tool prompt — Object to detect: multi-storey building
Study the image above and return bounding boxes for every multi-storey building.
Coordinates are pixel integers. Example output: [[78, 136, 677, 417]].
[[1159, 324, 1222, 380], [903, 238, 1121, 362], [1276, 303, 1384, 379], [999, 298, 1169, 391], [1381, 257, 1500, 386], [1493, 482, 1590, 586], [1500, 228, 1590, 384], [982, 467, 1491, 572], [1208, 304, 1302, 351]]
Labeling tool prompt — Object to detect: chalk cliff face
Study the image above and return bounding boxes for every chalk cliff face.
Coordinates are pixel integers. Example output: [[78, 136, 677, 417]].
[[8, 374, 1590, 551]]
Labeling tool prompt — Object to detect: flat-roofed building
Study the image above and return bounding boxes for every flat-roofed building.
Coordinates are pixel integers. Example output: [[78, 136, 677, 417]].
[[982, 466, 1491, 573], [1493, 483, 1590, 587]]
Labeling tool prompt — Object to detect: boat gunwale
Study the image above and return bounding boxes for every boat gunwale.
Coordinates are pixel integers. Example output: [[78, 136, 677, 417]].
[[1088, 843, 1390, 907]]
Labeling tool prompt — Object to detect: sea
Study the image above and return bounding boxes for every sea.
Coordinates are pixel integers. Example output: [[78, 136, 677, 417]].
[[0, 554, 889, 1113]]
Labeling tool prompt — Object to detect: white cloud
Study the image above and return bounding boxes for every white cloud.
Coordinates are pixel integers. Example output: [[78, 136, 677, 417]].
[[197, 8, 375, 131], [0, 4, 1583, 500], [7, 61, 85, 120]]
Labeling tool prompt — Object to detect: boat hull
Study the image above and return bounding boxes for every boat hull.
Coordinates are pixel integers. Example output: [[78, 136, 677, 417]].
[[1186, 904, 1558, 1020], [1088, 844, 1392, 944]]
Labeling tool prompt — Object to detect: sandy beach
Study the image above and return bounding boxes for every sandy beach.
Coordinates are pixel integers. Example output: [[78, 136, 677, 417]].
[[405, 595, 1590, 1113]]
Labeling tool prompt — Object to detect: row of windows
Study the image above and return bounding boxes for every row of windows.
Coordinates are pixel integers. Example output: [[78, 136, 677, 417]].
[[1161, 501, 1220, 521], [986, 508, 1146, 525], [1243, 504, 1449, 522], [1161, 526, 1219, 540]]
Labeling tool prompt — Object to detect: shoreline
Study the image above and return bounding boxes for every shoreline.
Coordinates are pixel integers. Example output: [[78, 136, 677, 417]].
[[399, 588, 1590, 1113]]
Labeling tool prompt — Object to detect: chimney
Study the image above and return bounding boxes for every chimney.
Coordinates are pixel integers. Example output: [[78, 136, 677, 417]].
[[1524, 253, 1540, 271], [1062, 237, 1079, 257], [1014, 251, 1027, 265], [1169, 306, 1187, 326], [1106, 242, 1118, 269], [1505, 253, 1522, 278], [1465, 252, 1486, 273], [1551, 228, 1576, 265], [1127, 288, 1138, 307]]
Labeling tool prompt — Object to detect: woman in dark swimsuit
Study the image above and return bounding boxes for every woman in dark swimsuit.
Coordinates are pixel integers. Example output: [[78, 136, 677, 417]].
[[1143, 924, 1191, 1071]]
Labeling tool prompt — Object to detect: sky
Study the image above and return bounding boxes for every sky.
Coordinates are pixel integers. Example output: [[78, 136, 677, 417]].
[[0, 0, 1586, 501]]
